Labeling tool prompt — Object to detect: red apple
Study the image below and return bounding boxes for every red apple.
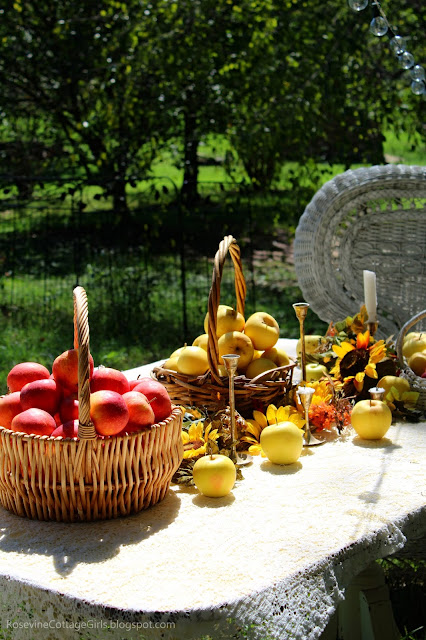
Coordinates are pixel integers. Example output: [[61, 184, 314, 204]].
[[52, 348, 94, 393], [90, 366, 130, 395], [132, 378, 172, 422], [20, 378, 61, 416], [90, 390, 129, 436], [51, 419, 79, 439], [7, 362, 50, 393], [59, 395, 79, 423], [129, 379, 142, 390], [0, 392, 23, 429], [122, 391, 155, 432], [11, 407, 57, 436]]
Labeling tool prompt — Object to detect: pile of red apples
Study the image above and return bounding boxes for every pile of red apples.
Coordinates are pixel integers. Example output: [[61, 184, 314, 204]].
[[0, 349, 172, 438]]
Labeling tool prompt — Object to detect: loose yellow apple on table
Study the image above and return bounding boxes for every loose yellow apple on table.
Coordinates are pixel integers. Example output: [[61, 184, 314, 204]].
[[245, 357, 277, 379], [244, 312, 280, 351], [218, 331, 254, 371], [204, 304, 245, 337], [350, 399, 392, 440], [260, 421, 304, 465], [304, 362, 328, 382], [192, 454, 236, 497], [296, 335, 322, 357], [177, 346, 209, 376]]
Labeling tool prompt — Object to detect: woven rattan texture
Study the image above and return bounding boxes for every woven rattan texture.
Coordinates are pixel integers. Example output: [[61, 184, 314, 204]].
[[396, 309, 426, 412], [294, 164, 426, 338], [152, 235, 295, 416]]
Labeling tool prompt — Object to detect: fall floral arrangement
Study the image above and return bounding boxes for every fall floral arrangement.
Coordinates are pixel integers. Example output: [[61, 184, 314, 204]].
[[304, 305, 420, 420]]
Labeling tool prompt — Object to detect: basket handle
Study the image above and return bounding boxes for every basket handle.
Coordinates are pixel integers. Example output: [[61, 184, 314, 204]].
[[207, 236, 246, 384], [396, 309, 426, 370], [73, 286, 97, 440]]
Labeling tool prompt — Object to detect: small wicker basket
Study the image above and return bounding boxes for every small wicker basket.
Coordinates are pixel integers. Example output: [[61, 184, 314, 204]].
[[152, 235, 295, 416], [395, 309, 426, 414], [0, 286, 183, 522]]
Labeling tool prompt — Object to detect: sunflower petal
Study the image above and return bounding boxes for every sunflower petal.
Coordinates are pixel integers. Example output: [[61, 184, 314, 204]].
[[248, 444, 263, 456], [253, 410, 268, 430], [356, 330, 370, 350], [246, 419, 262, 439], [365, 363, 378, 379], [266, 404, 278, 425], [333, 342, 355, 358], [354, 371, 365, 392], [276, 405, 290, 422], [181, 431, 190, 444]]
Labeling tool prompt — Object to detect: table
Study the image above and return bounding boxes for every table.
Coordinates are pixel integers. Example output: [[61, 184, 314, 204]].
[[0, 341, 425, 640]]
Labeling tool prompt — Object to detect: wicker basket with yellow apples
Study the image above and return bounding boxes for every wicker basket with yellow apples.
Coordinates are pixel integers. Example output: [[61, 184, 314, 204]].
[[152, 235, 295, 416], [0, 286, 183, 522], [396, 309, 426, 413]]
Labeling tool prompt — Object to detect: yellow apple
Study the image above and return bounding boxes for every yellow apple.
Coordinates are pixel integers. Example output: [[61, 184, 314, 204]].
[[204, 304, 245, 337], [262, 345, 291, 367], [377, 375, 411, 396], [192, 333, 209, 351], [177, 346, 209, 376], [305, 363, 328, 382], [192, 454, 236, 497], [402, 333, 426, 359], [407, 351, 426, 377], [170, 345, 187, 358], [251, 349, 263, 361], [260, 421, 304, 465], [403, 331, 420, 345], [217, 364, 227, 377], [351, 399, 392, 440], [296, 335, 322, 357], [244, 312, 280, 351], [218, 331, 254, 371], [163, 356, 180, 372], [245, 357, 277, 379]]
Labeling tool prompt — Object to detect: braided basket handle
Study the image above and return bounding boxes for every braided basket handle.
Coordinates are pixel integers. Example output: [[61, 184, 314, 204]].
[[396, 309, 426, 370], [207, 236, 246, 384], [73, 286, 97, 440]]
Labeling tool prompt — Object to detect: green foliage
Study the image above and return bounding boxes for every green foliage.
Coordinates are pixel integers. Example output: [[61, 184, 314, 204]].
[[0, 0, 424, 202]]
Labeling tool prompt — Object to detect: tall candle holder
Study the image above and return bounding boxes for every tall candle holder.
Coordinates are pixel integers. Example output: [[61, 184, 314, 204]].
[[296, 386, 324, 446], [367, 321, 379, 338], [293, 302, 309, 383], [222, 354, 240, 464], [369, 386, 385, 402]]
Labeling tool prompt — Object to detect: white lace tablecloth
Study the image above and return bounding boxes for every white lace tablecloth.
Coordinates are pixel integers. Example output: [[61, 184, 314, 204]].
[[0, 341, 425, 640]]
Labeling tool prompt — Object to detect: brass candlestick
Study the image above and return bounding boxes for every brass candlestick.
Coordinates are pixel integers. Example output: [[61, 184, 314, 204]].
[[368, 321, 379, 338], [222, 354, 240, 464], [297, 385, 324, 446], [293, 302, 310, 383], [369, 386, 385, 402]]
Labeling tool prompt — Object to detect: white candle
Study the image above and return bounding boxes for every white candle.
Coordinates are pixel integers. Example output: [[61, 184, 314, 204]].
[[363, 270, 377, 323]]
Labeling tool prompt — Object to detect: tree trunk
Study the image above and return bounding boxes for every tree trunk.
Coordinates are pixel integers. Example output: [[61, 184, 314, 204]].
[[181, 110, 199, 206]]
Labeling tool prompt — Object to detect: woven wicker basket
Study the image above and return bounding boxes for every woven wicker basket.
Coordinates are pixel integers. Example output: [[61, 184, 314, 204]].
[[152, 235, 295, 416], [0, 286, 183, 522], [395, 309, 426, 414]]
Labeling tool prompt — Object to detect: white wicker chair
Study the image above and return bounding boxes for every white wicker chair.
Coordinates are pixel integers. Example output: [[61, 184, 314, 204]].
[[294, 164, 426, 338]]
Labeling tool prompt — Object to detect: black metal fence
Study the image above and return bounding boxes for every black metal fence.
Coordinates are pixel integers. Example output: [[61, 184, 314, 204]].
[[0, 175, 310, 366]]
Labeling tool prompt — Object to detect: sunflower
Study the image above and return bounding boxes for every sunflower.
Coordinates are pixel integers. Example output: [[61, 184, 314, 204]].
[[241, 404, 305, 456], [181, 420, 219, 459], [331, 330, 387, 394]]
